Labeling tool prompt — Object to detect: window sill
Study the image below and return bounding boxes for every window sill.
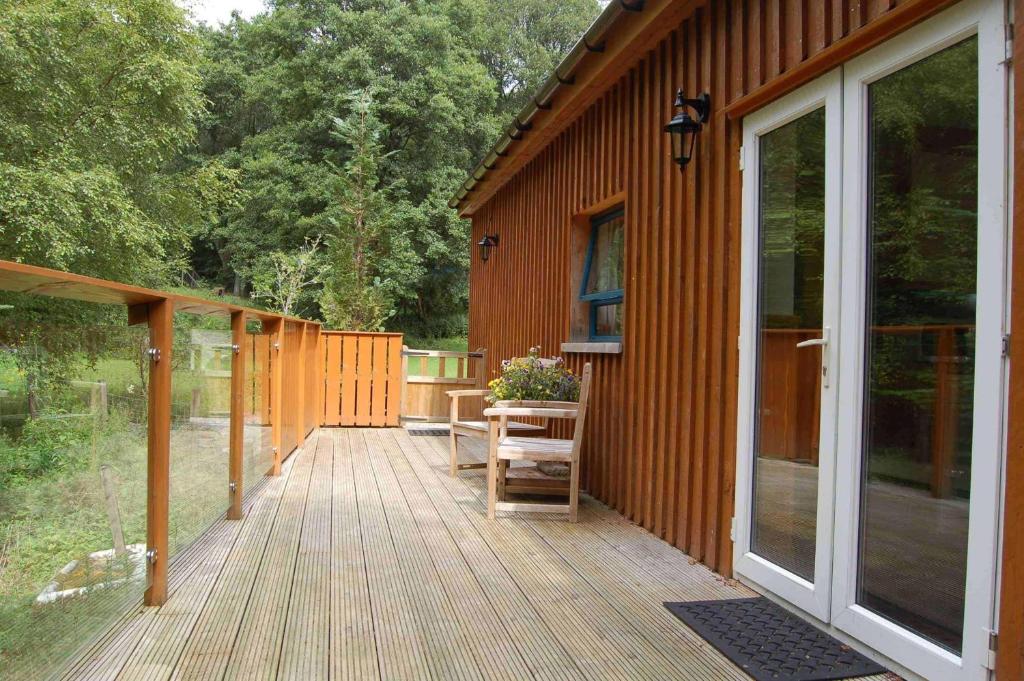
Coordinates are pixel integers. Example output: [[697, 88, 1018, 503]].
[[560, 341, 622, 355]]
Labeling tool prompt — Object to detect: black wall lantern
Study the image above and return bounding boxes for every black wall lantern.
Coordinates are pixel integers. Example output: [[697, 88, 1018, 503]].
[[477, 233, 499, 262], [664, 90, 711, 170]]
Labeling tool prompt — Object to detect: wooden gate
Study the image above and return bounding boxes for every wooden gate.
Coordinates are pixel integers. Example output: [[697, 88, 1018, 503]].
[[321, 331, 403, 426], [401, 348, 487, 423]]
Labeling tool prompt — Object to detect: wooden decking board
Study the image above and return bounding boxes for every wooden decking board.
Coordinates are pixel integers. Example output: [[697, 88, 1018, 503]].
[[223, 438, 315, 680], [360, 430, 483, 681], [406, 433, 693, 680], [371, 429, 536, 681], [172, 455, 297, 681], [329, 428, 379, 680], [382, 429, 583, 681], [61, 608, 159, 681], [526, 520, 747, 681], [66, 428, 884, 681], [117, 518, 245, 680], [61, 496, 261, 681], [347, 429, 432, 681], [278, 434, 333, 680]]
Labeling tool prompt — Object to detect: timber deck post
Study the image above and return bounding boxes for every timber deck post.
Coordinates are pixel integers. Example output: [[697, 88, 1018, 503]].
[[268, 317, 284, 475], [228, 310, 246, 519], [144, 297, 173, 606]]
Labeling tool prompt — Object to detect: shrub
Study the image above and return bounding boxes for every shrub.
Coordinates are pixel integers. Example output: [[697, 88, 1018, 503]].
[[487, 347, 580, 404]]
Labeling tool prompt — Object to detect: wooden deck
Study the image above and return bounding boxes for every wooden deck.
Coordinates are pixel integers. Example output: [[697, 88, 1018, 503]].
[[62, 428, 865, 680]]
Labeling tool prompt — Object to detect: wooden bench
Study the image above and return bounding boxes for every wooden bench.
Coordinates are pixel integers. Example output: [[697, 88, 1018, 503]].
[[447, 350, 548, 477], [484, 363, 593, 522]]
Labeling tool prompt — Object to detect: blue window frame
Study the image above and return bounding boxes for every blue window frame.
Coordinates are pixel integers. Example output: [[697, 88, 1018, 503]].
[[580, 208, 624, 341]]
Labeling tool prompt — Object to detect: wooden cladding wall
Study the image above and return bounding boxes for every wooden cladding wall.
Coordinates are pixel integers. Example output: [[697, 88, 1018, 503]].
[[467, 0, 937, 576], [321, 332, 403, 427]]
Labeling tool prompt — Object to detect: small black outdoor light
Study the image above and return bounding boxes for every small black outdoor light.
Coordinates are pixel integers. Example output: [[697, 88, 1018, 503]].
[[477, 233, 499, 262], [664, 90, 711, 170]]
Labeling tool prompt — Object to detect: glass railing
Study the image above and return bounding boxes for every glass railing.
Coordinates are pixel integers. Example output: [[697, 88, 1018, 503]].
[[167, 315, 232, 559], [243, 326, 274, 495], [0, 301, 150, 680], [0, 261, 329, 680]]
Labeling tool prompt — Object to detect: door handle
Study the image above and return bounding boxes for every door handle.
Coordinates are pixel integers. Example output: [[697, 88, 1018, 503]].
[[796, 326, 831, 388]]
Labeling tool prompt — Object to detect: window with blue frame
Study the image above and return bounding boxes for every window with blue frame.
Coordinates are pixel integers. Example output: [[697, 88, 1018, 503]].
[[580, 208, 625, 341]]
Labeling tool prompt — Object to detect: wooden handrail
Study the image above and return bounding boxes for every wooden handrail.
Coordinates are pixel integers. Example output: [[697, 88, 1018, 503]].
[[403, 349, 486, 358], [0, 258, 318, 325]]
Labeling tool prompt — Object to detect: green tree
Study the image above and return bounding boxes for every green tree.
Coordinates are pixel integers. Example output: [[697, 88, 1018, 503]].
[[0, 0, 232, 286], [187, 0, 599, 335], [320, 91, 421, 330], [472, 0, 602, 117], [250, 235, 327, 316]]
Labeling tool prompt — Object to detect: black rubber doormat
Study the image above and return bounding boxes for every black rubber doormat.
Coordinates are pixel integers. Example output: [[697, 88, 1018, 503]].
[[407, 428, 450, 436], [664, 597, 887, 681]]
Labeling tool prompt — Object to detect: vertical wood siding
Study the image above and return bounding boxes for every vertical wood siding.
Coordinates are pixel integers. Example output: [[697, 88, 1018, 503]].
[[467, 0, 929, 576]]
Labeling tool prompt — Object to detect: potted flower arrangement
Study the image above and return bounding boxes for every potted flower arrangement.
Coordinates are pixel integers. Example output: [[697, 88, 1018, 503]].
[[486, 346, 581, 404], [487, 347, 580, 478]]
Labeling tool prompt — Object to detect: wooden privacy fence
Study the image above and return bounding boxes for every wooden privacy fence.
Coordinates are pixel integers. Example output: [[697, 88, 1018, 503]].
[[401, 348, 487, 423], [321, 331, 403, 426]]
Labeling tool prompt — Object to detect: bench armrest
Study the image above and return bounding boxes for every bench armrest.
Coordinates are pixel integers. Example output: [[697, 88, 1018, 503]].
[[493, 400, 579, 410], [483, 406, 578, 420], [447, 389, 490, 398]]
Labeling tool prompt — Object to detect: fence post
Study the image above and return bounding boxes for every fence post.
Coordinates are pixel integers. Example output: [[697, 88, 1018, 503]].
[[268, 317, 284, 476], [228, 311, 246, 519], [296, 322, 307, 450], [144, 297, 173, 607], [400, 345, 409, 426], [316, 328, 325, 427]]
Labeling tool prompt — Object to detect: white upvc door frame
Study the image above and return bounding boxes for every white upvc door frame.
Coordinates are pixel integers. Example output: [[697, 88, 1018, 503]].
[[831, 1, 1009, 679], [735, 68, 843, 623]]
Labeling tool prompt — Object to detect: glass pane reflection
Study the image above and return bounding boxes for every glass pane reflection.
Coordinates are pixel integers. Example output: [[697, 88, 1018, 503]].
[[858, 36, 978, 654], [751, 107, 826, 583]]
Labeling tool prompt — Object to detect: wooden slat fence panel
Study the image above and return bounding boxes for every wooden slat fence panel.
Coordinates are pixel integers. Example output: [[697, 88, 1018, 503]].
[[340, 336, 358, 426], [355, 336, 373, 425], [324, 334, 342, 426], [320, 332, 404, 427], [303, 324, 319, 435], [385, 337, 403, 426], [369, 338, 388, 427]]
